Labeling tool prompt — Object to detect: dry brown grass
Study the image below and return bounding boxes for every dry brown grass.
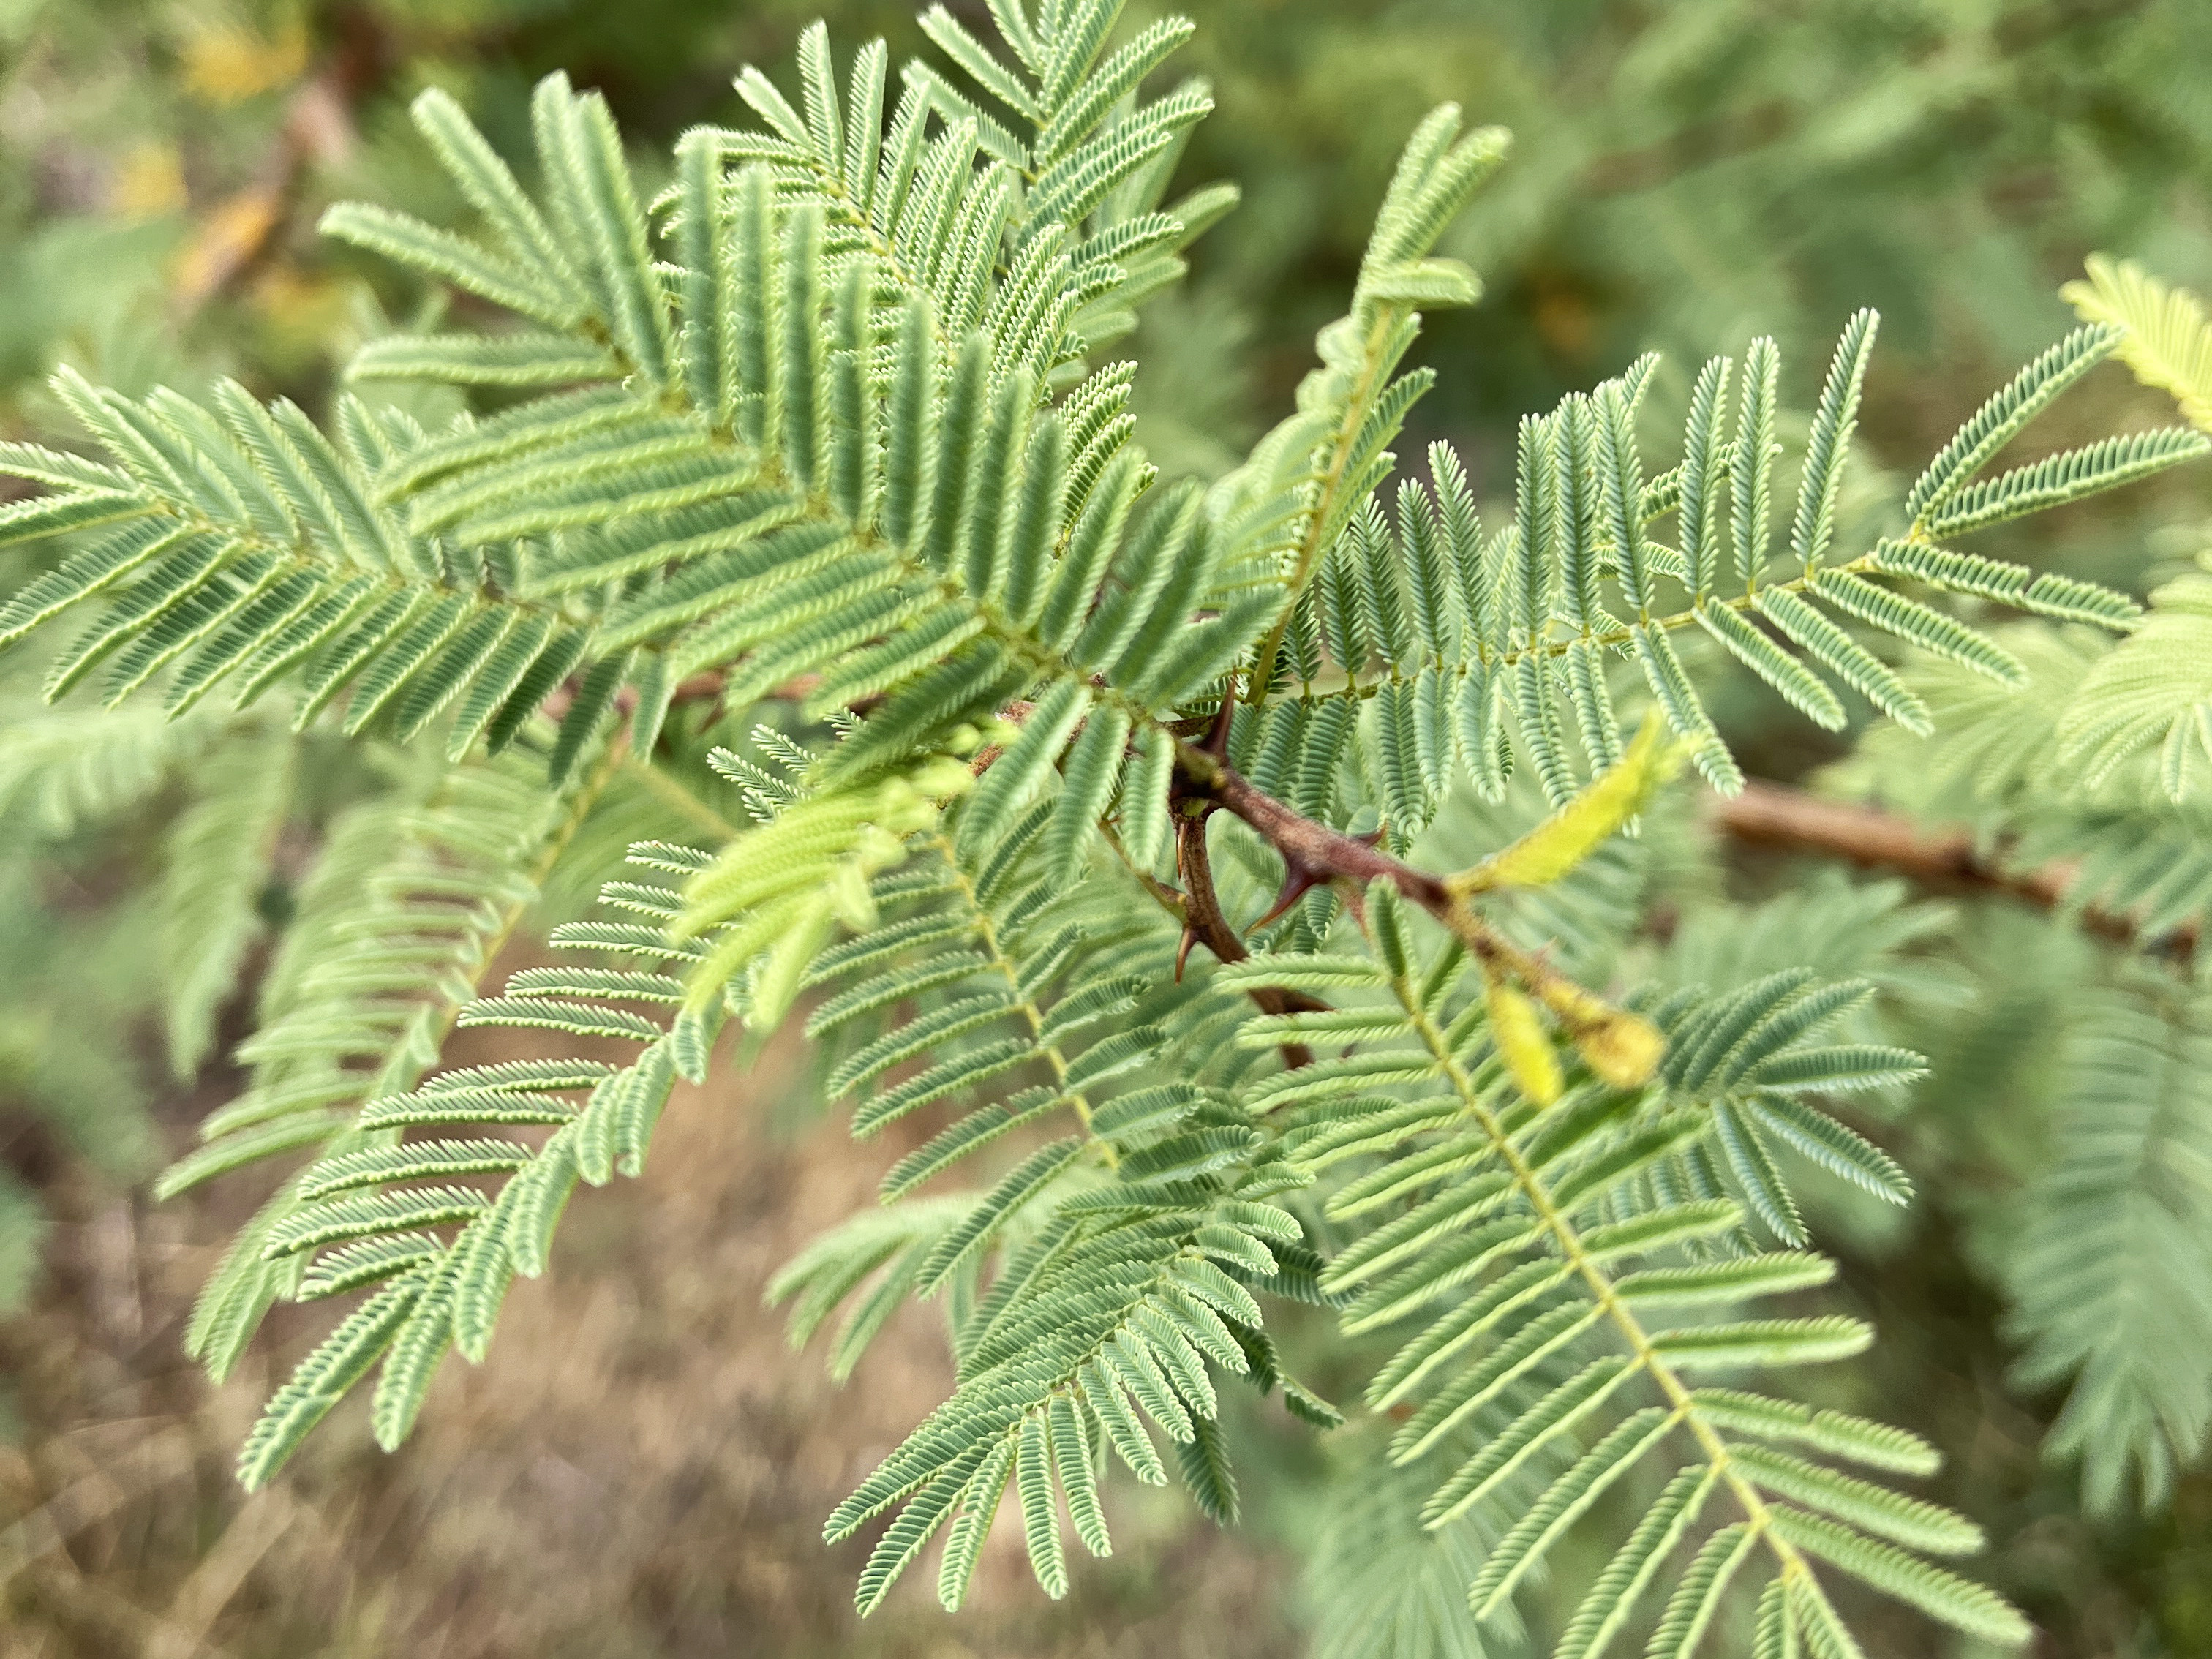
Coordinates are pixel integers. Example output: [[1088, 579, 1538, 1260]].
[[1, 1019, 1297, 1658]]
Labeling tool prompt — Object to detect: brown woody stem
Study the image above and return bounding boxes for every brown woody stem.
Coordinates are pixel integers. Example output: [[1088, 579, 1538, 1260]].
[[1714, 779, 2194, 959], [1170, 735, 1667, 1083], [1178, 741, 1449, 912], [1173, 736, 1522, 960], [1170, 740, 1325, 1066]]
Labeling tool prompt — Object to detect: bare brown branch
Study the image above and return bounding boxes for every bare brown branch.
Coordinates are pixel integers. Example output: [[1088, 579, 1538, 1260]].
[[1712, 778, 2194, 957]]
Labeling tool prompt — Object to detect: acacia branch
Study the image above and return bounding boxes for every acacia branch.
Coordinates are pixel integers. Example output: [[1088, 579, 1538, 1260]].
[[1713, 779, 2195, 958], [1170, 736, 1655, 1081], [1180, 745, 1448, 913], [640, 659, 1647, 1056], [1171, 808, 1249, 972], [1172, 810, 1320, 1067]]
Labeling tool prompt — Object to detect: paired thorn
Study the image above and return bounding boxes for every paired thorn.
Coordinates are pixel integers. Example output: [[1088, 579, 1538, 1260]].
[[1249, 856, 1329, 933], [1200, 687, 1235, 762], [1173, 799, 1216, 982], [1172, 798, 1249, 983]]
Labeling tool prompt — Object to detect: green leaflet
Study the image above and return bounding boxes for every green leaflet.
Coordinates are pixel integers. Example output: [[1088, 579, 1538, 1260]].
[[169, 751, 608, 1399], [225, 838, 707, 1484], [1263, 306, 2194, 805], [2004, 985, 2212, 1515], [1263, 933, 2017, 1652], [2064, 255, 2212, 436]]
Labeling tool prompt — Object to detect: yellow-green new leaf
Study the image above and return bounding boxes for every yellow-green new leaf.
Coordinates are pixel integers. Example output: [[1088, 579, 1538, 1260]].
[[2064, 255, 2212, 434], [1448, 710, 1687, 898]]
